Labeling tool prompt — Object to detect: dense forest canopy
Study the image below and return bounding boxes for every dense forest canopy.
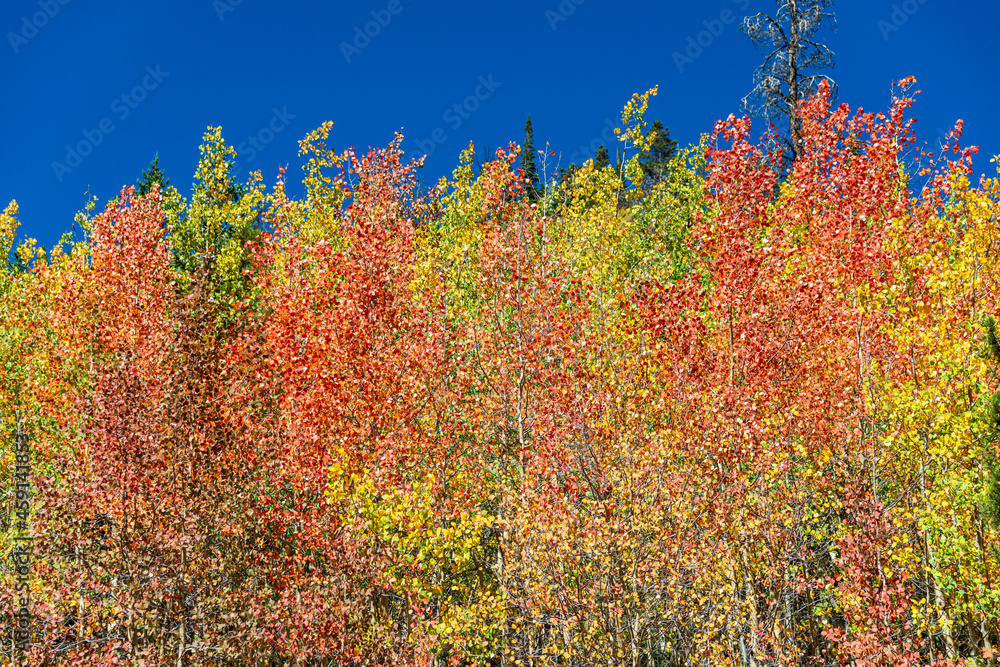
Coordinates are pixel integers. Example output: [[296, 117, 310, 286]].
[[1, 72, 999, 665]]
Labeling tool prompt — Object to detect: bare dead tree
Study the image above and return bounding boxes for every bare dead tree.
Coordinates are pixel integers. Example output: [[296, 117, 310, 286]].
[[741, 0, 837, 162]]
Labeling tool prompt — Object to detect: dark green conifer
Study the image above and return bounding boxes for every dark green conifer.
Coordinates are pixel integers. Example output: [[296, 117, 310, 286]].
[[522, 115, 540, 200], [136, 154, 169, 196], [638, 121, 677, 184], [593, 145, 610, 170]]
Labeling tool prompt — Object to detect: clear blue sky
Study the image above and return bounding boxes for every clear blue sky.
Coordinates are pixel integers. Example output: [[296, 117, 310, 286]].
[[3, 0, 998, 249]]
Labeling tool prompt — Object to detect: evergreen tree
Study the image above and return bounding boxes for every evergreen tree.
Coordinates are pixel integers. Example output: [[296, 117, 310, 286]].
[[522, 115, 540, 200], [136, 154, 169, 196], [593, 145, 610, 170], [638, 121, 677, 184]]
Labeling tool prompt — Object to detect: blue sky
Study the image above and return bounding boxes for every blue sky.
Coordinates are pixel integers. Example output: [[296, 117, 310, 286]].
[[3, 0, 998, 249]]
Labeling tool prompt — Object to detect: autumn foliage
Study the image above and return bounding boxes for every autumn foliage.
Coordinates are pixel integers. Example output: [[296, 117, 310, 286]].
[[1, 79, 999, 665]]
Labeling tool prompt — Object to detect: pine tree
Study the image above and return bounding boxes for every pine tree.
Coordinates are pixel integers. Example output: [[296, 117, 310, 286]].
[[741, 0, 837, 162], [522, 115, 540, 200], [136, 154, 169, 197], [593, 145, 610, 170], [638, 121, 677, 184]]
